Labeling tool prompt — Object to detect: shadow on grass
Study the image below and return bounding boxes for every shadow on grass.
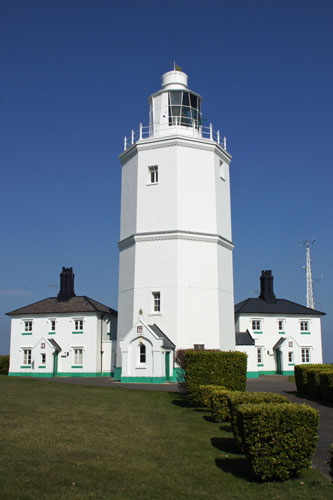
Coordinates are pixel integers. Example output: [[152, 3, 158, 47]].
[[219, 423, 232, 432], [215, 457, 255, 481], [211, 436, 240, 454], [203, 415, 217, 423]]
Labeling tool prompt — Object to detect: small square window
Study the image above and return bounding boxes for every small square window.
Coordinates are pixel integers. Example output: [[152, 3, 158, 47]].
[[152, 292, 160, 312], [252, 320, 261, 331], [288, 341, 293, 347], [148, 166, 158, 184], [194, 344, 205, 350], [41, 342, 45, 349]]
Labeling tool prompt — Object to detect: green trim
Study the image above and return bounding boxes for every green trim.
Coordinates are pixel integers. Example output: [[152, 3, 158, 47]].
[[121, 376, 167, 383], [300, 332, 311, 334], [48, 332, 56, 335], [288, 363, 295, 366], [38, 366, 46, 369], [278, 331, 286, 334], [20, 365, 32, 369], [253, 331, 263, 334], [259, 371, 278, 375], [113, 367, 122, 380], [57, 372, 107, 377], [282, 370, 295, 375], [21, 332, 32, 335], [9, 372, 54, 378], [71, 365, 83, 368], [257, 364, 264, 366], [247, 372, 259, 378], [72, 331, 83, 334]]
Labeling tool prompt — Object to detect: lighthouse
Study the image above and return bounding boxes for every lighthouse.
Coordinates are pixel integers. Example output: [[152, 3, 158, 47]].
[[115, 69, 235, 382]]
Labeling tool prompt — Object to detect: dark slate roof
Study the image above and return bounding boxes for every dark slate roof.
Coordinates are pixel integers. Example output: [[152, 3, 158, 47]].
[[7, 296, 117, 316], [148, 324, 175, 349], [235, 331, 255, 346], [273, 338, 286, 350], [234, 298, 325, 316]]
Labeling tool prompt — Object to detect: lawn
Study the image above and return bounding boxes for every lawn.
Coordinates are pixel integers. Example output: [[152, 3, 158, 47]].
[[0, 377, 331, 500]]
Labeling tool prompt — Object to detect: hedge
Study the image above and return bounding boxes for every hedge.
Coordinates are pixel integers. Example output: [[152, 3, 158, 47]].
[[236, 402, 319, 480], [227, 392, 289, 449], [307, 367, 333, 398], [319, 371, 333, 403], [184, 350, 247, 405], [209, 388, 237, 422], [0, 355, 9, 375], [199, 385, 226, 408], [294, 364, 332, 395]]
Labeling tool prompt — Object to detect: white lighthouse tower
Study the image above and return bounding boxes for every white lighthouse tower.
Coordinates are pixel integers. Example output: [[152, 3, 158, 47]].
[[115, 69, 235, 382]]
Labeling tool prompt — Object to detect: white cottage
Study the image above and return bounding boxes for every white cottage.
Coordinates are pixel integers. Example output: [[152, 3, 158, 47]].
[[235, 270, 325, 378], [116, 68, 236, 382], [8, 267, 117, 378]]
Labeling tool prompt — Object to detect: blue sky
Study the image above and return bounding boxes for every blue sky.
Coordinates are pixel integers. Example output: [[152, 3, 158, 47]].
[[1, 0, 332, 360]]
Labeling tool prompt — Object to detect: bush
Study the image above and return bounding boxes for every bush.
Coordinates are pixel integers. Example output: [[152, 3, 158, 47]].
[[294, 364, 332, 395], [184, 350, 247, 405], [307, 367, 333, 398], [0, 355, 9, 375], [319, 371, 333, 403], [236, 402, 319, 480], [209, 388, 237, 422], [199, 385, 226, 408], [228, 392, 289, 449]]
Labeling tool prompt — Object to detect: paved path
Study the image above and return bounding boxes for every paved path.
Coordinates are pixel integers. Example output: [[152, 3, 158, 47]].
[[247, 375, 333, 478], [37, 374, 332, 477]]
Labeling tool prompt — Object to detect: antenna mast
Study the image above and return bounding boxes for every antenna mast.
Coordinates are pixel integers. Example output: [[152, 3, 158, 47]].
[[304, 240, 315, 309]]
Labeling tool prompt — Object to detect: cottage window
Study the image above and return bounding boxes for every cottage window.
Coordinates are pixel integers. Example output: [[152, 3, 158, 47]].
[[257, 348, 263, 364], [23, 349, 32, 365], [74, 320, 83, 331], [51, 320, 56, 331], [278, 320, 284, 331], [300, 321, 309, 332], [41, 353, 46, 364], [74, 348, 83, 365], [288, 352, 294, 363], [24, 321, 32, 332], [301, 348, 310, 363], [252, 320, 261, 331]]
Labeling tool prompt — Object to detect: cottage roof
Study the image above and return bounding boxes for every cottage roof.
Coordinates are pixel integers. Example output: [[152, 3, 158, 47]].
[[7, 296, 117, 316], [235, 331, 255, 346], [234, 297, 325, 316], [148, 324, 175, 349]]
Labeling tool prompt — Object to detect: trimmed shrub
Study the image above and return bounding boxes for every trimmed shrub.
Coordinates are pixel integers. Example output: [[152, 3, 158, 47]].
[[0, 355, 9, 375], [236, 402, 319, 480], [184, 350, 247, 405], [209, 388, 238, 422], [307, 367, 333, 398], [228, 392, 289, 449], [294, 364, 332, 395], [199, 385, 226, 408], [319, 371, 333, 403]]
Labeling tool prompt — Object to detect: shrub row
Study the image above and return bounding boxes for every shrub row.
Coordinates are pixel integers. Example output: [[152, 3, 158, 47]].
[[319, 372, 333, 403], [228, 392, 289, 450], [184, 350, 247, 405], [0, 355, 9, 375], [236, 402, 319, 480], [294, 364, 332, 395]]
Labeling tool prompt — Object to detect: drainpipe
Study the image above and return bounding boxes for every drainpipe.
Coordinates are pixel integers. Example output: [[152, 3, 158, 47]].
[[100, 314, 105, 375]]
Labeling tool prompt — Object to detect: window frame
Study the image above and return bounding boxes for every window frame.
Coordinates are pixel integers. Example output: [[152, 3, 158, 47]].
[[151, 291, 161, 314], [40, 353, 46, 365], [23, 349, 32, 365], [74, 319, 84, 332], [252, 319, 261, 332], [301, 348, 310, 363], [193, 344, 205, 351], [288, 351, 294, 364], [257, 347, 263, 365], [300, 321, 309, 332], [73, 348, 83, 366], [24, 321, 32, 332], [148, 165, 159, 185], [139, 344, 146, 364]]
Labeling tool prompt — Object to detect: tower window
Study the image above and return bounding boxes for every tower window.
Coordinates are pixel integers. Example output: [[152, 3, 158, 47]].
[[219, 160, 225, 180], [139, 344, 146, 364], [148, 166, 158, 184], [152, 292, 160, 312]]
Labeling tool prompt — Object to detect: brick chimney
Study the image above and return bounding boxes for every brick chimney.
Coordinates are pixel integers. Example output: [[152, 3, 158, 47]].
[[57, 267, 76, 300], [259, 270, 276, 303]]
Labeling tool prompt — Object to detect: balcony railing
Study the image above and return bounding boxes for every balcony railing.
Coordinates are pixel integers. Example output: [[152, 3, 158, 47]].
[[123, 122, 227, 152]]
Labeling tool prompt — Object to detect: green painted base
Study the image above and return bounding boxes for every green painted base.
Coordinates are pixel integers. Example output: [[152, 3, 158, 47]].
[[246, 372, 259, 378], [113, 367, 122, 380], [9, 371, 114, 378], [170, 367, 184, 383], [121, 376, 167, 384]]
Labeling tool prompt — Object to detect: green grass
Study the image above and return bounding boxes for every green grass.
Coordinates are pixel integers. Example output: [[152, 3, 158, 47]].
[[0, 377, 331, 500]]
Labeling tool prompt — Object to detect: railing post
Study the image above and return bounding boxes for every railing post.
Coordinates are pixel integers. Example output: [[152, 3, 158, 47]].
[[124, 137, 127, 151], [139, 123, 142, 140], [209, 123, 213, 140], [131, 129, 134, 145], [217, 130, 220, 144], [223, 136, 227, 150]]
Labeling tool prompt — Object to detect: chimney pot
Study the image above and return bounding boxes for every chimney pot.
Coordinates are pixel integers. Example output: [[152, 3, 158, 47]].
[[57, 267, 76, 300]]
